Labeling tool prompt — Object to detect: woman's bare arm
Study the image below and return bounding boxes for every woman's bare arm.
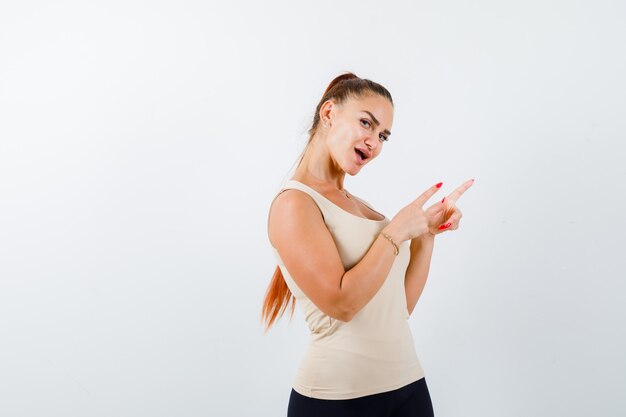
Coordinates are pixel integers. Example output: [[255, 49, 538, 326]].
[[405, 235, 435, 315], [268, 189, 401, 322], [404, 178, 475, 314]]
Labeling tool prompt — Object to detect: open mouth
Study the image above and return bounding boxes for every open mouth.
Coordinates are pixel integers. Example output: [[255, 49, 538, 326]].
[[355, 148, 369, 163]]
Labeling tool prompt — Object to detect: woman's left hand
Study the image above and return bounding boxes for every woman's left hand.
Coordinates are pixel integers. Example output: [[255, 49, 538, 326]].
[[424, 178, 474, 237]]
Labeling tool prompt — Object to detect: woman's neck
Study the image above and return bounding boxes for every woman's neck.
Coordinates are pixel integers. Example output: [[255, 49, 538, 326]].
[[294, 142, 346, 190]]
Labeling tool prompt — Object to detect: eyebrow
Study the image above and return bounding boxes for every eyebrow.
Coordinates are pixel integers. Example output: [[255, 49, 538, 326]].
[[361, 110, 391, 136]]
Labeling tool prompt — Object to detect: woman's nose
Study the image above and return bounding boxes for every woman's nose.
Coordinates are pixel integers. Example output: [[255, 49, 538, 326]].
[[366, 136, 378, 151]]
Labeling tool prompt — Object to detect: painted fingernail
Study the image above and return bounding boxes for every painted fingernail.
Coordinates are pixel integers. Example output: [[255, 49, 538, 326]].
[[436, 182, 443, 188], [438, 223, 452, 230], [441, 197, 445, 203]]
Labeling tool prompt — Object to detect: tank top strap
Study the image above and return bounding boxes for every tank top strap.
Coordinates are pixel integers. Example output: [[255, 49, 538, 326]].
[[274, 179, 336, 222]]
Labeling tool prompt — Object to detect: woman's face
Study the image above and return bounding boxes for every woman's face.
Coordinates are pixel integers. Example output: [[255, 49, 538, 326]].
[[323, 94, 394, 175]]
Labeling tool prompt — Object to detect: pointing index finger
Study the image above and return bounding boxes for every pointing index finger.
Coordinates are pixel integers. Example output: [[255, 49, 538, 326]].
[[414, 181, 444, 207], [445, 178, 475, 205]]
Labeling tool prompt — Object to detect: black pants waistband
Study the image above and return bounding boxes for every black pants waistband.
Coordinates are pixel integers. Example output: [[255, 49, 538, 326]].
[[287, 377, 434, 417]]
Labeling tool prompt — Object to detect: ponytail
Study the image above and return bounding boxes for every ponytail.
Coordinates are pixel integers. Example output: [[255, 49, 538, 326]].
[[261, 266, 296, 331]]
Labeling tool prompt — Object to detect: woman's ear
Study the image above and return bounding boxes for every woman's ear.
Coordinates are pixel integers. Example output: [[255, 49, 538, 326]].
[[319, 99, 336, 127]]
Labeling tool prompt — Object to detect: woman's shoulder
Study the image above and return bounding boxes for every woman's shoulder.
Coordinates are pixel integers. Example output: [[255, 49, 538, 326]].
[[267, 186, 326, 247], [271, 186, 320, 215]]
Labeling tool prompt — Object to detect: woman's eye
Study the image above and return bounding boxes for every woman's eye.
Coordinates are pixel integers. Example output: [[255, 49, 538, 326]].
[[362, 119, 387, 142]]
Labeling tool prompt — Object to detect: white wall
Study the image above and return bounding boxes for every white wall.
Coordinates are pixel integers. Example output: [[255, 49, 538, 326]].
[[1, 1, 624, 416]]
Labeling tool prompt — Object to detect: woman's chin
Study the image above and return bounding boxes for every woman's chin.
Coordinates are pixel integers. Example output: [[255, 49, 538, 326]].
[[345, 164, 363, 176], [339, 156, 366, 175]]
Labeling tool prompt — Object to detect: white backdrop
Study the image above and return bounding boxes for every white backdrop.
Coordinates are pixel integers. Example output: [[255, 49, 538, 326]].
[[1, 1, 624, 416]]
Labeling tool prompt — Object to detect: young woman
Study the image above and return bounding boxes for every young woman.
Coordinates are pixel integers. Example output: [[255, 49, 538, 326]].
[[263, 72, 474, 417]]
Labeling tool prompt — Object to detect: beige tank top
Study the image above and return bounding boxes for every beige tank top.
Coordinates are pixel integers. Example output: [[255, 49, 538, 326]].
[[270, 180, 425, 400]]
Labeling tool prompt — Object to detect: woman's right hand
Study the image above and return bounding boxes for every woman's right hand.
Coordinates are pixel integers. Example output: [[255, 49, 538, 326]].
[[384, 182, 444, 243]]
